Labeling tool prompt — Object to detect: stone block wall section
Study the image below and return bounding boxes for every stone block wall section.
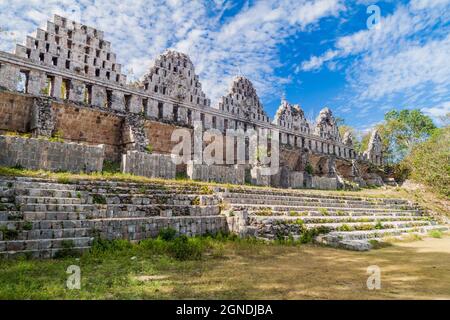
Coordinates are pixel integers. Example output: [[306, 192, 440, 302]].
[[0, 14, 382, 166], [0, 135, 104, 172], [121, 151, 176, 179], [187, 163, 245, 185]]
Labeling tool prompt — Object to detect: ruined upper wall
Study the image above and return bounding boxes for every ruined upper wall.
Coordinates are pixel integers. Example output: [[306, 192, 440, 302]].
[[141, 50, 210, 109], [218, 76, 269, 123], [14, 14, 127, 86], [314, 107, 341, 142], [0, 14, 378, 164], [273, 99, 311, 134]]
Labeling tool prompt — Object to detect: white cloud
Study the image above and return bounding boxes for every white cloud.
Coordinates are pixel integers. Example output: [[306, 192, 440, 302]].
[[297, 0, 450, 118], [0, 0, 344, 107]]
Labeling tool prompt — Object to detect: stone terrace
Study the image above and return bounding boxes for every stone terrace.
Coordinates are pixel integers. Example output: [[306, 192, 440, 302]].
[[0, 177, 225, 258], [220, 187, 448, 250]]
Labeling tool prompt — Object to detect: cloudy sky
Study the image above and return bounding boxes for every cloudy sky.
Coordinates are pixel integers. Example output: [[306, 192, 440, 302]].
[[0, 0, 449, 129]]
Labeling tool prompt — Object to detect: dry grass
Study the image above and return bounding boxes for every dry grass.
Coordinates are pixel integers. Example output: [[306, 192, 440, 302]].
[[164, 236, 450, 300], [2, 236, 449, 300]]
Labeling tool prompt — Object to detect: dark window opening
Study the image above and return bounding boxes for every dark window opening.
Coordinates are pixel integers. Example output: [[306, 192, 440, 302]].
[[144, 83, 149, 91], [158, 102, 164, 119], [162, 87, 167, 95], [106, 71, 110, 80], [124, 94, 131, 112], [96, 49, 100, 58], [84, 84, 92, 105], [187, 110, 192, 126], [142, 98, 148, 114], [65, 60, 70, 69], [106, 53, 110, 61], [224, 119, 228, 129], [67, 50, 71, 59], [45, 75, 54, 96], [200, 113, 205, 127], [84, 66, 89, 74], [95, 69, 100, 77], [51, 57, 58, 66], [173, 104, 179, 121], [26, 49, 31, 59], [46, 43, 50, 52], [61, 79, 70, 100], [106, 90, 113, 108], [102, 61, 106, 68], [116, 75, 120, 82], [39, 53, 45, 62], [154, 85, 158, 93], [34, 40, 39, 49], [212, 116, 216, 129]]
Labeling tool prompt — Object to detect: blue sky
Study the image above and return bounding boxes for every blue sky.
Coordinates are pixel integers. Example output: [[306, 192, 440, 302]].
[[0, 0, 449, 132]]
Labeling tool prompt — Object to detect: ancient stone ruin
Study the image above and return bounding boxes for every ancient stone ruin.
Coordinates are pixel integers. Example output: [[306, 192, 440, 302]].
[[0, 15, 384, 189], [0, 15, 446, 258]]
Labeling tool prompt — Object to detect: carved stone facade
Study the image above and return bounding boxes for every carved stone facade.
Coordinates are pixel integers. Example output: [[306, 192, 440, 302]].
[[273, 99, 310, 134], [314, 108, 341, 142], [0, 15, 385, 188], [364, 129, 383, 166]]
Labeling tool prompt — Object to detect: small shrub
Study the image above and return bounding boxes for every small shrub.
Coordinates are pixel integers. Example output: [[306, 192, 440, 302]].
[[338, 224, 354, 232], [92, 194, 107, 205], [22, 221, 33, 231], [305, 163, 314, 175], [375, 221, 383, 230], [102, 161, 121, 173], [168, 235, 203, 261], [49, 130, 64, 143], [0, 227, 18, 240], [55, 240, 79, 258], [145, 144, 153, 154], [200, 186, 213, 195], [158, 227, 177, 241], [318, 208, 329, 216], [191, 196, 201, 206], [429, 230, 442, 238], [0, 203, 6, 211]]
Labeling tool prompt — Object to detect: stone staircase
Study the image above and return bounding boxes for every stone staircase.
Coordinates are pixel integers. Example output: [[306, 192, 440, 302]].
[[220, 187, 449, 251], [0, 177, 226, 258]]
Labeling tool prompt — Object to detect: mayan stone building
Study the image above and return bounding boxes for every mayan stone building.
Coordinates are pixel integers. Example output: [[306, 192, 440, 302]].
[[0, 15, 384, 189]]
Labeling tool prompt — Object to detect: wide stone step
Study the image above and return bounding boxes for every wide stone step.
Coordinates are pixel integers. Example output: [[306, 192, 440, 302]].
[[322, 225, 449, 241], [234, 204, 422, 214], [224, 190, 411, 204], [225, 198, 416, 210], [16, 196, 85, 205], [0, 237, 93, 253], [20, 204, 220, 220], [247, 209, 422, 217], [223, 192, 411, 205], [249, 215, 430, 224], [251, 217, 432, 233], [0, 227, 91, 241], [0, 246, 91, 259]]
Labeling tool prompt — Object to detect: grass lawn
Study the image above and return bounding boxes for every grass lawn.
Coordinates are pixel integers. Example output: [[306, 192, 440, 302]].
[[1, 235, 449, 300]]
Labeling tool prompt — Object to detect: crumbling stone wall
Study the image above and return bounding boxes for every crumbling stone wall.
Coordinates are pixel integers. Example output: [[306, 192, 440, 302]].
[[121, 151, 176, 179], [187, 163, 245, 184], [0, 135, 104, 172], [0, 91, 33, 133]]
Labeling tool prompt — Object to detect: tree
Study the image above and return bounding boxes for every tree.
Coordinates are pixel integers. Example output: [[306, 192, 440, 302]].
[[402, 126, 450, 196], [382, 109, 436, 162]]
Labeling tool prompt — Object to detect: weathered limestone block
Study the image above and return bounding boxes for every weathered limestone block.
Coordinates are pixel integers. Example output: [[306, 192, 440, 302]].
[[0, 135, 104, 172], [30, 97, 55, 137], [250, 166, 271, 186], [121, 151, 176, 179], [122, 114, 149, 152], [0, 64, 20, 91], [27, 70, 46, 95], [311, 176, 337, 190], [187, 163, 245, 185], [289, 171, 304, 188]]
